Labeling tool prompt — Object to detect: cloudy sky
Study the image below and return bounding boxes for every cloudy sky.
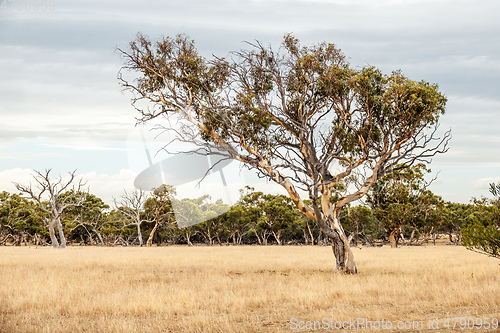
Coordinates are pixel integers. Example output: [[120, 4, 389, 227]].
[[0, 0, 499, 205]]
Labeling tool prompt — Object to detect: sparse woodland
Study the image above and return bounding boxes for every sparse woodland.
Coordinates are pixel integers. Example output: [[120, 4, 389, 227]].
[[1, 34, 498, 269], [2, 170, 499, 260]]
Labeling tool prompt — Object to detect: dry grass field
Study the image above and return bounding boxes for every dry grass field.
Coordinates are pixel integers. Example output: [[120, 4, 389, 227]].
[[0, 245, 499, 332]]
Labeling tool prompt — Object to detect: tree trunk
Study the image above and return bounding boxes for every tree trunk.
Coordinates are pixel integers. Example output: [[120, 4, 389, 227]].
[[306, 220, 315, 245], [146, 221, 160, 246], [208, 229, 213, 246], [137, 223, 143, 246], [261, 230, 270, 245], [48, 220, 60, 248], [55, 217, 66, 248], [409, 227, 416, 245], [330, 236, 356, 274], [1, 234, 13, 246], [271, 229, 282, 245], [184, 230, 193, 246], [389, 228, 398, 248], [400, 227, 407, 246], [328, 215, 357, 274], [94, 230, 105, 246], [251, 227, 262, 245], [34, 233, 40, 247], [348, 231, 357, 247]]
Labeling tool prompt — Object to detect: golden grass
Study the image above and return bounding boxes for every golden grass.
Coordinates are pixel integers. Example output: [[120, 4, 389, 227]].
[[0, 245, 499, 332]]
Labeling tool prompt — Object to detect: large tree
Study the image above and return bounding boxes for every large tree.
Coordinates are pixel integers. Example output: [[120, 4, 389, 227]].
[[118, 33, 450, 273]]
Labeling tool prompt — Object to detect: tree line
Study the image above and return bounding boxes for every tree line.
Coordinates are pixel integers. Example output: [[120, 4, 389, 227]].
[[2, 167, 498, 258]]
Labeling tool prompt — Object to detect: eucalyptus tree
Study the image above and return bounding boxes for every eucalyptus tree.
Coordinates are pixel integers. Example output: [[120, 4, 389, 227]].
[[62, 192, 110, 245], [236, 187, 270, 245], [461, 183, 500, 257], [197, 198, 231, 245], [0, 191, 45, 245], [238, 190, 300, 245], [341, 205, 381, 247], [222, 204, 248, 245], [119, 33, 450, 273], [170, 196, 208, 245], [367, 164, 443, 247], [13, 169, 86, 248], [143, 184, 176, 246]]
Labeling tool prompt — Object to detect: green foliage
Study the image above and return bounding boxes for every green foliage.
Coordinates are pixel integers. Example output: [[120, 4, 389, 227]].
[[119, 33, 448, 178], [460, 187, 500, 257], [367, 163, 445, 245], [142, 184, 176, 244], [232, 187, 304, 245], [462, 220, 500, 257], [490, 182, 500, 198], [342, 205, 384, 244], [1, 181, 499, 250], [61, 191, 110, 243], [194, 197, 231, 245], [0, 191, 46, 245]]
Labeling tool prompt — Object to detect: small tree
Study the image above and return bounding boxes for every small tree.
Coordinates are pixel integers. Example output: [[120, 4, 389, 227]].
[[13, 169, 86, 248], [143, 184, 176, 246], [367, 164, 443, 247], [461, 183, 500, 257], [63, 192, 110, 245], [196, 198, 230, 245], [222, 204, 249, 245], [119, 33, 450, 273], [114, 189, 151, 246], [444, 201, 477, 244], [341, 205, 381, 247]]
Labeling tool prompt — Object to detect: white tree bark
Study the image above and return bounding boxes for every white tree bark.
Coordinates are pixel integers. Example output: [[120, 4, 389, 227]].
[[115, 189, 151, 247], [13, 169, 86, 248]]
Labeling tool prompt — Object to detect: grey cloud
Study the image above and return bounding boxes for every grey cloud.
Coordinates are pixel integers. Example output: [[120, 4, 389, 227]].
[[1, 0, 499, 203], [0, 121, 132, 143]]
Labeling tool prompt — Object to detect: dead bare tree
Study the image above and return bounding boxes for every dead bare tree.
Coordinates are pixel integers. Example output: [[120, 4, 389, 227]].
[[114, 189, 151, 246], [13, 169, 86, 248], [118, 33, 450, 273]]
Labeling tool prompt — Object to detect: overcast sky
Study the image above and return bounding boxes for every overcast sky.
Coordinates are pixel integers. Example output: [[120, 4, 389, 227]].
[[1, 0, 499, 205]]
